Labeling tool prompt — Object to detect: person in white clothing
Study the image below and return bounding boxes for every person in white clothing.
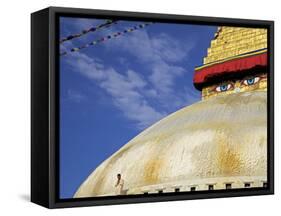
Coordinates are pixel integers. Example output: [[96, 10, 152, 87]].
[[115, 173, 124, 195]]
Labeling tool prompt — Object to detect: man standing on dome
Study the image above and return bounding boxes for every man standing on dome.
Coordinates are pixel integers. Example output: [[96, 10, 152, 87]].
[[115, 174, 125, 195]]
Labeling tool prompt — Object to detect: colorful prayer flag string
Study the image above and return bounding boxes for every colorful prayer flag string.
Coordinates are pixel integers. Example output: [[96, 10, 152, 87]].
[[60, 20, 118, 44], [60, 22, 153, 56]]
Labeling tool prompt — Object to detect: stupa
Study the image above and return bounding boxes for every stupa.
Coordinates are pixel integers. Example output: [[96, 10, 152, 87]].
[[74, 26, 268, 198]]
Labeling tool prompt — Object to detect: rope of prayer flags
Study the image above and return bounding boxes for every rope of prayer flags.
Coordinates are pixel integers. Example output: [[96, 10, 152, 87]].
[[60, 22, 153, 56], [60, 20, 118, 43]]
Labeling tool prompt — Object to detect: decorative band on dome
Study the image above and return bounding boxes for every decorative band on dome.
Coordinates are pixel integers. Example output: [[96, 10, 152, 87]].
[[193, 49, 268, 90]]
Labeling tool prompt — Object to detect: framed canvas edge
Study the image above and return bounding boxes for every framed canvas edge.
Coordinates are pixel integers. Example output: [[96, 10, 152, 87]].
[[38, 6, 274, 209]]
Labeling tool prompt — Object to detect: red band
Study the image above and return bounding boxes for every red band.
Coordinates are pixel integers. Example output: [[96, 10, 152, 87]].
[[193, 52, 267, 85]]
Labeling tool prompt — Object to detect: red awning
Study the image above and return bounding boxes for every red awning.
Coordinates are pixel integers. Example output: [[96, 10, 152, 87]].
[[193, 52, 267, 86]]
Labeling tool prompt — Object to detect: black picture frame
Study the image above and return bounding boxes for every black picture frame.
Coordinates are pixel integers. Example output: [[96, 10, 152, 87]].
[[31, 6, 274, 209]]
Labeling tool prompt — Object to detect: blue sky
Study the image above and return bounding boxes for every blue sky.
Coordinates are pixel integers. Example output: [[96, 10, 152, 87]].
[[59, 17, 217, 198]]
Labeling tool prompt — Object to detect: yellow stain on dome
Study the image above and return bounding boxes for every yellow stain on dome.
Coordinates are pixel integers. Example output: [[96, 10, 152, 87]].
[[216, 130, 242, 175], [143, 158, 163, 185]]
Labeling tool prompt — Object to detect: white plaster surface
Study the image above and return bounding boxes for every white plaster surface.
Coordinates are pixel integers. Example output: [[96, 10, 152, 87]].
[[75, 91, 267, 197]]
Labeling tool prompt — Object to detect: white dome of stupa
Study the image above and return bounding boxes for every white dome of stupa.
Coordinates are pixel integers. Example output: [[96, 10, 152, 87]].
[[74, 91, 267, 197]]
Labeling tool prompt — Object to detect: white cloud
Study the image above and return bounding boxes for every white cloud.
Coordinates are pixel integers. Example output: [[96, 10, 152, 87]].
[[67, 89, 86, 103], [149, 62, 185, 94], [104, 30, 193, 97], [150, 33, 192, 63], [100, 73, 166, 129], [64, 52, 165, 129], [126, 70, 147, 88], [61, 24, 199, 130]]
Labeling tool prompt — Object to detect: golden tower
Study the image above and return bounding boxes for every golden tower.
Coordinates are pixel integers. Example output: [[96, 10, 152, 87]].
[[193, 27, 267, 99]]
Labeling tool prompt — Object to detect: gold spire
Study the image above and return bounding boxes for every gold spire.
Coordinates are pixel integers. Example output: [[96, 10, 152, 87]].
[[203, 27, 267, 65]]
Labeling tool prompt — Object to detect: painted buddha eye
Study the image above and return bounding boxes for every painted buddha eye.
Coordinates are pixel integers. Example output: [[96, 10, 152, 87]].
[[243, 77, 260, 86], [215, 83, 232, 92]]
